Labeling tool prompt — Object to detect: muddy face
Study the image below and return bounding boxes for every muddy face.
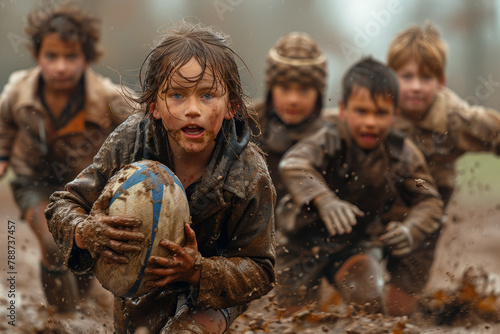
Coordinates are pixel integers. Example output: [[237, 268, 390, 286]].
[[150, 57, 234, 156]]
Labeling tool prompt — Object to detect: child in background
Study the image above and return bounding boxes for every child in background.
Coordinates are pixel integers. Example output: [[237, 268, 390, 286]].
[[387, 22, 500, 207], [0, 4, 130, 312], [276, 57, 443, 316], [251, 32, 328, 204], [45, 22, 276, 333]]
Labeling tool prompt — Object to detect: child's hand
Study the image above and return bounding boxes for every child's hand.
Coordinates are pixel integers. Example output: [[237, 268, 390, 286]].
[[75, 214, 145, 264], [379, 221, 414, 257], [145, 223, 202, 287], [314, 193, 364, 236]]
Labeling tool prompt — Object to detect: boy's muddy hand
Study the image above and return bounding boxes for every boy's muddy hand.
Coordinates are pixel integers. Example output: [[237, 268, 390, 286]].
[[75, 214, 145, 263], [379, 221, 414, 256], [314, 193, 364, 236], [145, 223, 202, 287]]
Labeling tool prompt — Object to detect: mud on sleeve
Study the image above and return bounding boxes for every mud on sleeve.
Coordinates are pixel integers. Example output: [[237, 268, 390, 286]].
[[0, 91, 16, 159], [451, 101, 500, 154], [400, 139, 444, 247], [279, 127, 338, 206], [195, 169, 276, 309]]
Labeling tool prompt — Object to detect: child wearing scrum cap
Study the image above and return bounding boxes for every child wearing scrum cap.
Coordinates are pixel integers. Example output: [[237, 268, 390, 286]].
[[251, 32, 329, 204]]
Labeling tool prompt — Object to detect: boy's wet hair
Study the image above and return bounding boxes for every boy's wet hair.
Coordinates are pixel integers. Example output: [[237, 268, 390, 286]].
[[24, 3, 102, 63], [341, 56, 399, 107], [387, 22, 447, 82], [136, 22, 250, 121]]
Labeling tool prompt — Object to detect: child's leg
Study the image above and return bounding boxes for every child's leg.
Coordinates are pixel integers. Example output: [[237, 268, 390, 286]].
[[25, 200, 79, 312], [275, 236, 328, 311], [333, 251, 386, 314], [114, 289, 177, 334], [385, 236, 438, 316], [160, 305, 226, 334]]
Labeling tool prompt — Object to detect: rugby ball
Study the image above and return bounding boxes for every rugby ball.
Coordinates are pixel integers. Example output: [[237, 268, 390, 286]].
[[92, 160, 190, 298]]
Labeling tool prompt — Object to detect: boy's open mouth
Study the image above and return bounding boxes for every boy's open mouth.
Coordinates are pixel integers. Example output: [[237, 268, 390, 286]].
[[182, 125, 204, 135], [361, 133, 377, 139], [360, 133, 378, 144]]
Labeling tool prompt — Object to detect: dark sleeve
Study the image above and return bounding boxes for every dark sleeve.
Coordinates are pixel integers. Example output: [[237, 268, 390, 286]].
[[44, 115, 138, 273], [196, 151, 277, 309]]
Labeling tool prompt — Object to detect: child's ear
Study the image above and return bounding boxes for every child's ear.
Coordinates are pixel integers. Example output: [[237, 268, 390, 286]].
[[339, 101, 347, 121], [224, 107, 236, 120], [150, 103, 161, 120]]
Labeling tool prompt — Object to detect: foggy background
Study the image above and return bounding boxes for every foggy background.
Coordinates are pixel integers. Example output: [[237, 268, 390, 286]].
[[1, 0, 500, 201]]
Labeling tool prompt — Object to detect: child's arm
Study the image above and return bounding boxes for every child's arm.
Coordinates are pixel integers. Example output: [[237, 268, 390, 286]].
[[0, 71, 25, 174], [158, 149, 275, 311], [190, 168, 276, 310], [379, 138, 444, 256], [75, 212, 145, 263], [447, 89, 500, 154], [278, 126, 336, 206], [313, 192, 364, 236], [279, 126, 363, 236]]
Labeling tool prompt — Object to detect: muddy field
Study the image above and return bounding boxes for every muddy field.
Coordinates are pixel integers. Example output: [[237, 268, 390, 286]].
[[1, 155, 500, 334]]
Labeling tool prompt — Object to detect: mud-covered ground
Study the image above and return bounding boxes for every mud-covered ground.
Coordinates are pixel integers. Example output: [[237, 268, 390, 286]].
[[1, 155, 500, 333]]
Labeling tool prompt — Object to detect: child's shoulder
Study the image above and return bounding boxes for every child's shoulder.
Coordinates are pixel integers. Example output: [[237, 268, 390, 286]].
[[1, 68, 37, 99], [225, 141, 274, 194], [438, 87, 500, 127], [105, 111, 147, 138], [240, 141, 270, 172], [438, 87, 479, 117]]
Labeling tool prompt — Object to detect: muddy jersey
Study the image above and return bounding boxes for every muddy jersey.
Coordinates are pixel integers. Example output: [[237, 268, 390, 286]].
[[279, 122, 443, 250], [45, 113, 276, 333], [0, 67, 131, 184], [394, 87, 500, 205]]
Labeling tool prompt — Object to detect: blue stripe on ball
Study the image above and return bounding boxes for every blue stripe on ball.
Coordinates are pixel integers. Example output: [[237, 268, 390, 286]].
[[110, 163, 149, 206], [157, 164, 186, 196], [106, 160, 187, 298], [124, 170, 163, 298]]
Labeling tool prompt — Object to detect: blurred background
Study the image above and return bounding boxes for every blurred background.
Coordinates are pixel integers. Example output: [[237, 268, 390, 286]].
[[1, 0, 500, 202], [1, 0, 500, 108]]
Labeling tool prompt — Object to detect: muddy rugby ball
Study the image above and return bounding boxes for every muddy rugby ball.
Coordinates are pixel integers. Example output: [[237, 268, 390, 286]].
[[93, 160, 190, 298]]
